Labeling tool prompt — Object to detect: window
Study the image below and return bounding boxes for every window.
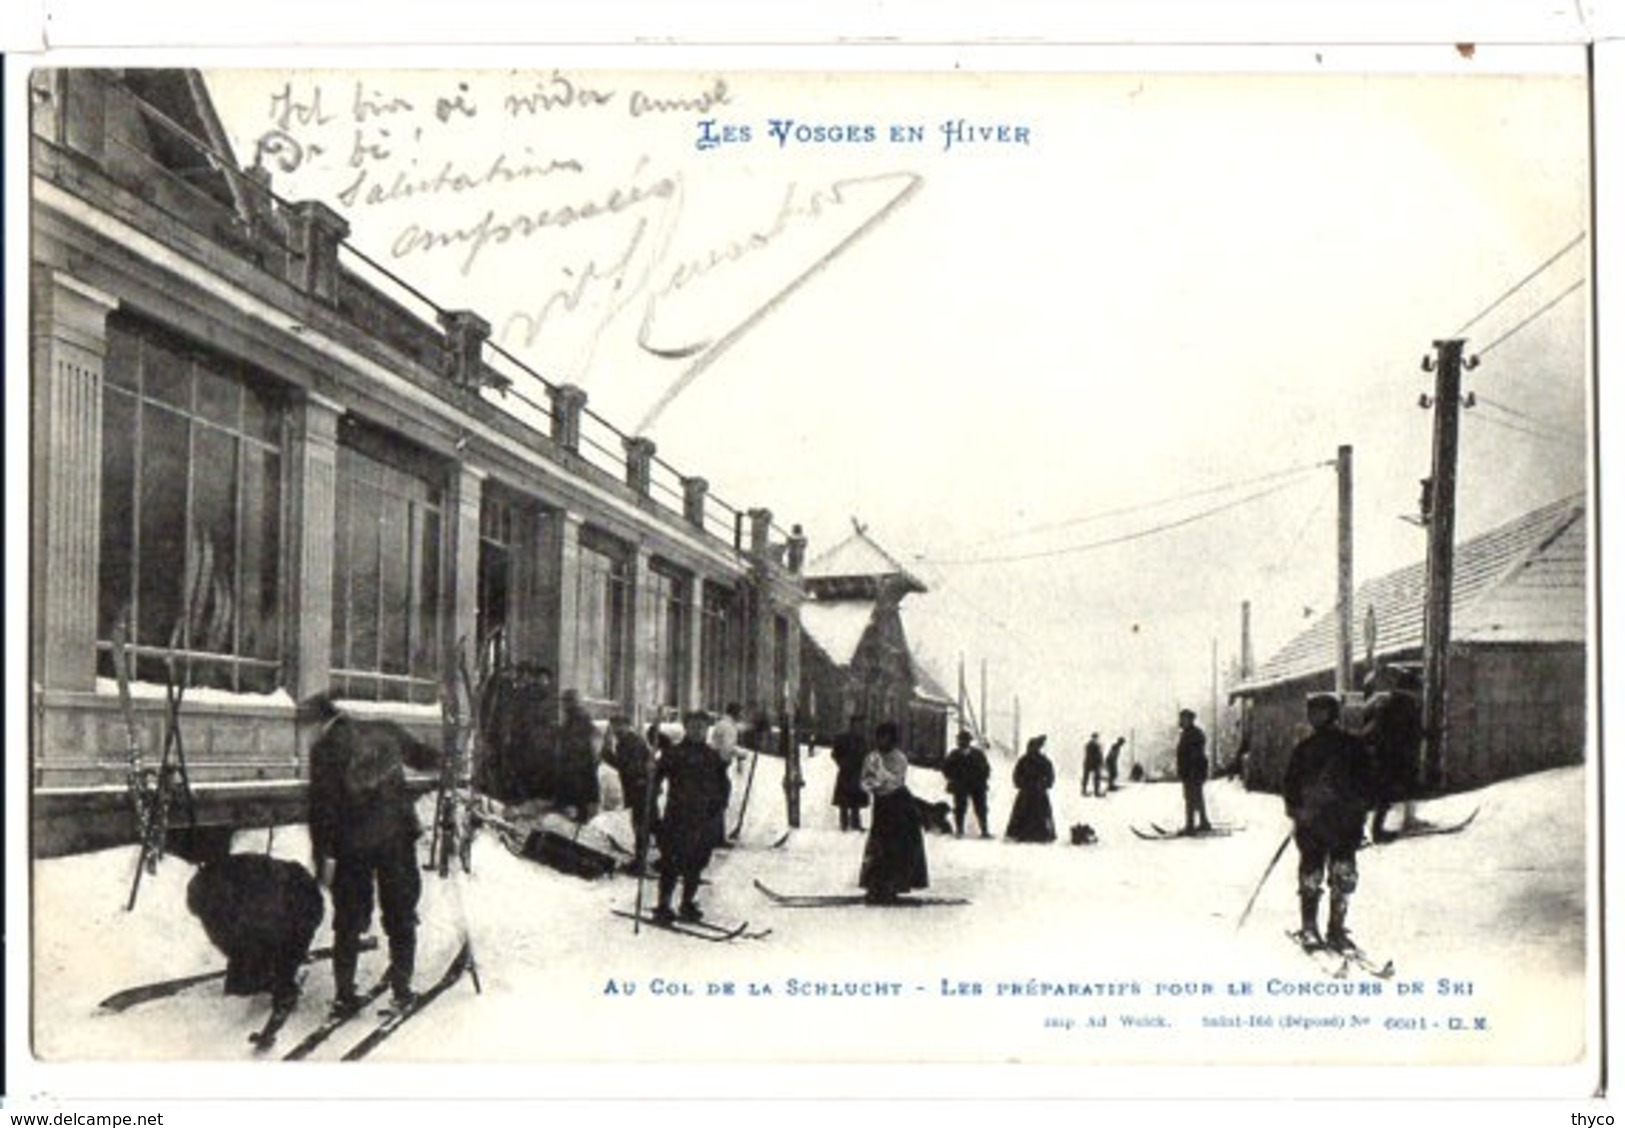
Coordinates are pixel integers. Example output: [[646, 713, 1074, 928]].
[[478, 491, 520, 659], [331, 425, 443, 704], [97, 315, 285, 693], [700, 582, 738, 710], [639, 563, 691, 712], [576, 534, 629, 702]]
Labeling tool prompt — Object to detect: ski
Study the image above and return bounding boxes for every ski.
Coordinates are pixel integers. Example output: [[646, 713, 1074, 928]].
[[246, 995, 300, 1052], [752, 878, 970, 908], [1378, 807, 1481, 843], [97, 939, 377, 1014], [611, 909, 757, 941], [338, 941, 473, 1062], [280, 980, 391, 1061], [1285, 930, 1395, 980], [1133, 824, 1238, 841]]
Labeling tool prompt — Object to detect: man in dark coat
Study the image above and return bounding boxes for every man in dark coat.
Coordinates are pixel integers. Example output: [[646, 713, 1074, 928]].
[[1082, 732, 1105, 798], [1106, 736, 1125, 790], [831, 713, 871, 832], [651, 711, 731, 923], [1283, 693, 1379, 952], [186, 851, 324, 1023], [942, 729, 993, 838], [306, 693, 439, 1015], [603, 715, 656, 871], [1359, 667, 1423, 843], [1175, 708, 1212, 834]]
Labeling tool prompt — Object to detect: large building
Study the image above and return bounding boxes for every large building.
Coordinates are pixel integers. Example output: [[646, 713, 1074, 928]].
[[29, 69, 805, 856], [1231, 494, 1587, 793], [797, 523, 954, 765]]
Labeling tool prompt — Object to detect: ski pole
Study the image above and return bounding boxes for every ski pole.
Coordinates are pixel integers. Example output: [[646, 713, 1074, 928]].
[[1236, 829, 1294, 932], [631, 724, 662, 935]]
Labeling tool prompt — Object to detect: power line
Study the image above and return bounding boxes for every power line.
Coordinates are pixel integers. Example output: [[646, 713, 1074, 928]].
[[1454, 232, 1587, 336], [930, 459, 1332, 556], [1476, 277, 1587, 357], [922, 476, 1317, 567], [1475, 395, 1586, 441], [1465, 410, 1583, 447]]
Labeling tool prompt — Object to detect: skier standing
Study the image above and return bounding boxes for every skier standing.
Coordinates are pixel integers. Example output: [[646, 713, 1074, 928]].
[[1105, 736, 1125, 791], [859, 721, 930, 903], [603, 715, 656, 872], [306, 693, 439, 1015], [650, 710, 731, 923], [1282, 692, 1379, 951], [1175, 708, 1213, 834], [1359, 666, 1423, 843]]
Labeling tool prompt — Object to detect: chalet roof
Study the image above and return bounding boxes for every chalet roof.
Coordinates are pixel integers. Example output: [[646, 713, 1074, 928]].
[[804, 523, 928, 596], [799, 598, 955, 708], [800, 601, 876, 667], [1235, 494, 1586, 693]]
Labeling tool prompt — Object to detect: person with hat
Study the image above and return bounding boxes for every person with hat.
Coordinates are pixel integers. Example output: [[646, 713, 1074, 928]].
[[1283, 692, 1379, 952], [1005, 734, 1058, 843], [1175, 708, 1212, 834], [1105, 736, 1126, 791], [305, 693, 440, 1016], [650, 710, 732, 923], [941, 728, 993, 838]]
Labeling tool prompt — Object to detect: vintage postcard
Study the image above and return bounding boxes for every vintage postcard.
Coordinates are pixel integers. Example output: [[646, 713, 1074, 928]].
[[9, 37, 1606, 1107]]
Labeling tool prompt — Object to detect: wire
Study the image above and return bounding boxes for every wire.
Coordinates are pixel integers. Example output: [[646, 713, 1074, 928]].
[[1454, 233, 1587, 336], [1475, 395, 1586, 441], [922, 476, 1318, 567], [930, 459, 1333, 556], [1476, 277, 1587, 357], [1465, 410, 1584, 447]]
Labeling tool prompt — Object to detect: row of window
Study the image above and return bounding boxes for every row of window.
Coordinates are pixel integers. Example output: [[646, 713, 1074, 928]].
[[93, 313, 747, 710]]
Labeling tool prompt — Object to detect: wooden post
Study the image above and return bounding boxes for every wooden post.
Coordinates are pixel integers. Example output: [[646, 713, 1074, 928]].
[[1335, 444, 1354, 693], [1420, 339, 1472, 790]]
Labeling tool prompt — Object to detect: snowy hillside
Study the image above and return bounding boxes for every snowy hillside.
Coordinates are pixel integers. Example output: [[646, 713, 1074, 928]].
[[27, 745, 1592, 1093]]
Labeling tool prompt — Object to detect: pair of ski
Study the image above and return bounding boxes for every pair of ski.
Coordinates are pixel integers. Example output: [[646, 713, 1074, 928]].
[[281, 940, 474, 1061], [1132, 823, 1243, 841], [1366, 808, 1480, 846], [751, 878, 971, 909], [1286, 930, 1395, 981], [612, 909, 771, 942]]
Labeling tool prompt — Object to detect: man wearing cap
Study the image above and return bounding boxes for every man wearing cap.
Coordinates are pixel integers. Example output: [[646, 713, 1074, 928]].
[[650, 710, 731, 923], [1174, 708, 1212, 834], [1082, 732, 1105, 798], [1359, 666, 1423, 843], [1283, 692, 1379, 952], [942, 729, 993, 838]]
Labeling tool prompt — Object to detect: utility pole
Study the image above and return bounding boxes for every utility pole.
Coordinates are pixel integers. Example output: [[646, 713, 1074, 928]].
[[1210, 636, 1221, 770], [1013, 694, 1021, 757], [980, 658, 989, 749], [1335, 444, 1354, 694], [1419, 338, 1476, 790], [1240, 601, 1254, 679]]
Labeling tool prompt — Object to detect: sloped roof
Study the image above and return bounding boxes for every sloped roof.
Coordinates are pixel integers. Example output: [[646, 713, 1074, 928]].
[[804, 523, 928, 595], [800, 601, 878, 667], [1237, 494, 1586, 692]]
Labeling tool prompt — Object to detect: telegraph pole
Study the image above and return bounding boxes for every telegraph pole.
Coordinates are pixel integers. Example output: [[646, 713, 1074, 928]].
[[1335, 444, 1354, 693], [1419, 338, 1475, 790]]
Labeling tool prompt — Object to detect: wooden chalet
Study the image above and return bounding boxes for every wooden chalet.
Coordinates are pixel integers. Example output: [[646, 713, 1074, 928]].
[[797, 524, 954, 765], [1231, 494, 1588, 793]]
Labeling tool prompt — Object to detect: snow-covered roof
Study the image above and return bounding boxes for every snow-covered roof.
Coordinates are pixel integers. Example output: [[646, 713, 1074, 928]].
[[799, 600, 878, 667], [1235, 494, 1586, 693], [804, 523, 928, 596]]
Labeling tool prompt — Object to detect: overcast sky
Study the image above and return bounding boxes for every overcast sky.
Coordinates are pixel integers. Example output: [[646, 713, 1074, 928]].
[[203, 50, 1591, 755]]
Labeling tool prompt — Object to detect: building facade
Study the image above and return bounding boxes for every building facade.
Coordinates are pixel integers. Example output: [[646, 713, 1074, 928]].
[[1231, 495, 1587, 794], [29, 69, 804, 856]]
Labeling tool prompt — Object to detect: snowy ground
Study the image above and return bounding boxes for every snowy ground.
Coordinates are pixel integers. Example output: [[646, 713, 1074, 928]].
[[27, 745, 1593, 1089]]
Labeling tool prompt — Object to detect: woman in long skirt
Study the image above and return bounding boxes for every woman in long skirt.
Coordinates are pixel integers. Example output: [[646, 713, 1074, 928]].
[[1006, 734, 1058, 843], [858, 721, 929, 904]]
